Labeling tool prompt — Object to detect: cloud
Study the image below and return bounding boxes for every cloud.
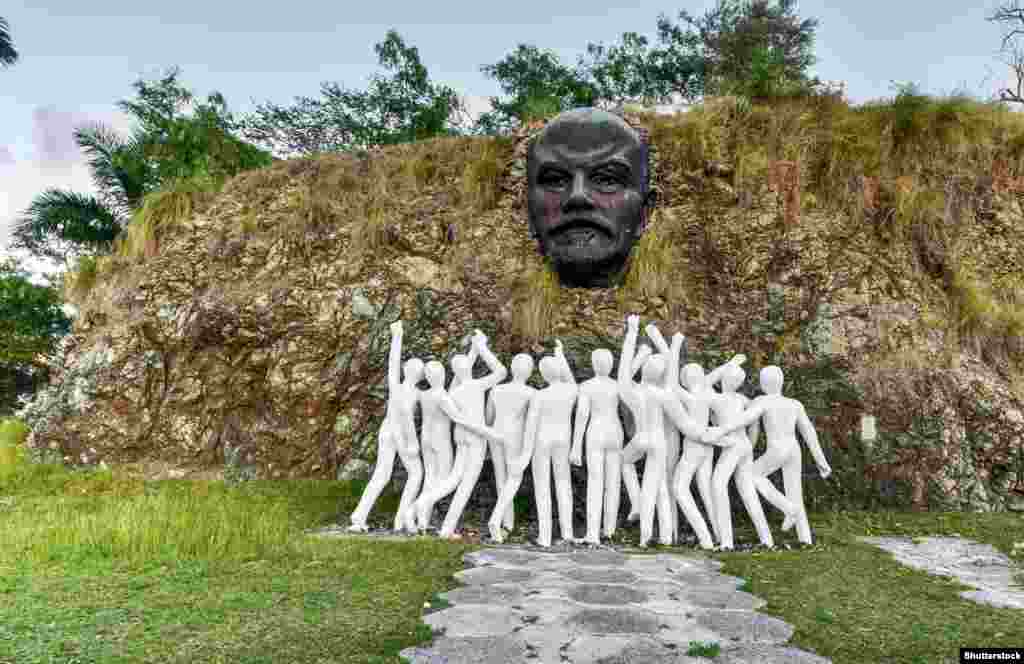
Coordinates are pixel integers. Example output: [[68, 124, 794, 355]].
[[0, 146, 13, 165], [31, 106, 83, 168]]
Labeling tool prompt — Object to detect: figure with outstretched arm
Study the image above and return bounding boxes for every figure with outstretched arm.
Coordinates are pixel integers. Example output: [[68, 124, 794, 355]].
[[703, 361, 796, 549], [416, 356, 504, 530], [413, 330, 508, 539], [517, 339, 579, 547], [702, 365, 831, 544], [485, 353, 538, 542], [647, 323, 744, 549], [348, 320, 425, 533]]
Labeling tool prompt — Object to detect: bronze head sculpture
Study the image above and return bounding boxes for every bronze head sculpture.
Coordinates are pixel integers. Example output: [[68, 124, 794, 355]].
[[527, 107, 654, 288]]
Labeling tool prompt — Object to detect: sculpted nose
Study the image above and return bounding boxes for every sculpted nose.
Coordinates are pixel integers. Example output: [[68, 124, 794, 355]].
[[563, 171, 593, 211]]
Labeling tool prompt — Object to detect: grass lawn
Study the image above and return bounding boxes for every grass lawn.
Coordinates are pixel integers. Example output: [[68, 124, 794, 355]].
[[2, 417, 1022, 663]]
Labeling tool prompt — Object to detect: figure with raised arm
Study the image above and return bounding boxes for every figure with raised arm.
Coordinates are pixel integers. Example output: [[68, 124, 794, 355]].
[[348, 321, 425, 533], [415, 344, 483, 530], [413, 330, 508, 539], [485, 353, 538, 542], [619, 316, 708, 547], [620, 343, 652, 525], [518, 339, 579, 547], [647, 324, 745, 549], [702, 365, 832, 544], [572, 341, 655, 544]]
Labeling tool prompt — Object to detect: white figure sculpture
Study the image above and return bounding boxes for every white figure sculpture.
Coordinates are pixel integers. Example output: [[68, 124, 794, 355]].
[[619, 316, 708, 547], [621, 343, 653, 524], [702, 365, 832, 545], [516, 340, 579, 547], [485, 354, 538, 542], [348, 321, 425, 533], [647, 325, 745, 549], [705, 362, 798, 549], [646, 324, 681, 545], [413, 330, 508, 538], [415, 354, 483, 529], [571, 343, 651, 544]]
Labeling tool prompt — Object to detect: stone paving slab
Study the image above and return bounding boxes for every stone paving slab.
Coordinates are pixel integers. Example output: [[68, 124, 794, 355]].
[[858, 536, 1024, 610], [401, 545, 832, 663]]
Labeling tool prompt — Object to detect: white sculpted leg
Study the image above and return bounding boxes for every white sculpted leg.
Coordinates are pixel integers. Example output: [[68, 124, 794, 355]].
[[395, 455, 424, 532], [710, 443, 744, 549], [622, 461, 642, 521], [695, 452, 716, 542], [552, 446, 575, 543], [782, 454, 812, 544], [751, 448, 798, 527], [673, 450, 715, 549], [585, 444, 605, 544], [415, 444, 467, 530], [489, 439, 513, 529], [638, 449, 665, 547], [532, 447, 554, 547], [603, 449, 623, 538], [489, 470, 524, 542], [349, 429, 397, 531], [439, 443, 486, 539], [734, 456, 773, 547]]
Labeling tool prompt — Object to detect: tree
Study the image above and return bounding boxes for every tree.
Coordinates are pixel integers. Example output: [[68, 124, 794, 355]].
[[476, 44, 597, 133], [10, 68, 273, 266], [0, 17, 18, 68], [0, 256, 71, 413], [583, 31, 705, 107], [238, 30, 466, 156], [656, 0, 821, 100], [988, 1, 1024, 105]]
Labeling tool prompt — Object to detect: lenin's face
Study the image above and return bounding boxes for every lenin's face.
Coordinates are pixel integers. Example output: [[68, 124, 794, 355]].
[[527, 109, 650, 288]]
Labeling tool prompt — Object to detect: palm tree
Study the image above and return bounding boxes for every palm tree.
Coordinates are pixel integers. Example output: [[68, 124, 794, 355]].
[[9, 124, 159, 267], [0, 17, 18, 68]]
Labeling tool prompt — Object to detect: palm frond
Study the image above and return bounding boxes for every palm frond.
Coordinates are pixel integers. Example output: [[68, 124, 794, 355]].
[[9, 189, 124, 263], [0, 17, 18, 67], [73, 123, 156, 214]]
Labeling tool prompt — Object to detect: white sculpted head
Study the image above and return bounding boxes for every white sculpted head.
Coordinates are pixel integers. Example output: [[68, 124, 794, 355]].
[[403, 358, 425, 384], [642, 354, 666, 384], [682, 363, 705, 389], [538, 356, 562, 383], [450, 354, 472, 381], [759, 365, 784, 394], [592, 348, 614, 376], [424, 360, 445, 388], [721, 363, 746, 392], [510, 353, 535, 381]]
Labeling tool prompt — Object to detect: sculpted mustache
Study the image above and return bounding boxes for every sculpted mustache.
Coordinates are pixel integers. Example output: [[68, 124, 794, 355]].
[[549, 218, 615, 236]]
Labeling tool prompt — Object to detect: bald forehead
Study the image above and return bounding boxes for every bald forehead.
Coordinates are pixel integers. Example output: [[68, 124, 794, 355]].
[[533, 111, 642, 158]]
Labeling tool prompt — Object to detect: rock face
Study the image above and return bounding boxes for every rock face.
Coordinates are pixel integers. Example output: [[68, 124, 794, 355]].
[[17, 101, 1024, 511]]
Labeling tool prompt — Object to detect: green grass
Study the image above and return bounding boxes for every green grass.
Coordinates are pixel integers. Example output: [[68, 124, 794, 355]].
[[0, 422, 474, 663], [3, 417, 1024, 663], [709, 510, 1024, 664]]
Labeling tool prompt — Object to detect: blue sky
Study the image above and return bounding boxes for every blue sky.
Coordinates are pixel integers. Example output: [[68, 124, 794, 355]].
[[0, 0, 1016, 282]]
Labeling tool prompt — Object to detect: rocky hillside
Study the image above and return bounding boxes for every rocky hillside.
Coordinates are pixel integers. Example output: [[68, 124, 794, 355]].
[[18, 94, 1024, 511]]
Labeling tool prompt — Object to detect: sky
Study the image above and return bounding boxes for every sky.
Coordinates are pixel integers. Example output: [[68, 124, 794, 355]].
[[0, 0, 1018, 284]]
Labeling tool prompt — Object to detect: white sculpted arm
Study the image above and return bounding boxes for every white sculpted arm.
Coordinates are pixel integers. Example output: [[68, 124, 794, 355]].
[[631, 343, 652, 379], [387, 321, 403, 393], [797, 402, 831, 477], [570, 389, 590, 465], [474, 332, 508, 390], [618, 315, 641, 407], [703, 401, 765, 443], [438, 392, 506, 446], [451, 331, 480, 390], [660, 394, 711, 441], [485, 391, 496, 426], [554, 339, 575, 385], [512, 394, 541, 474], [705, 353, 747, 387]]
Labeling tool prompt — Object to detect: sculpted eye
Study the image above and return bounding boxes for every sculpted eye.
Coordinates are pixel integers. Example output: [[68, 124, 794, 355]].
[[592, 172, 624, 189], [539, 171, 569, 188]]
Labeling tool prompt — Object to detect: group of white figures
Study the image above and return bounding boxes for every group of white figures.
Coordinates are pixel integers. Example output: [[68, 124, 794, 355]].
[[348, 315, 832, 550]]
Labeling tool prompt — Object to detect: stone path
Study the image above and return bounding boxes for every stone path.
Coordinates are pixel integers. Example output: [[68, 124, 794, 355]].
[[398, 546, 832, 664], [858, 536, 1024, 610]]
